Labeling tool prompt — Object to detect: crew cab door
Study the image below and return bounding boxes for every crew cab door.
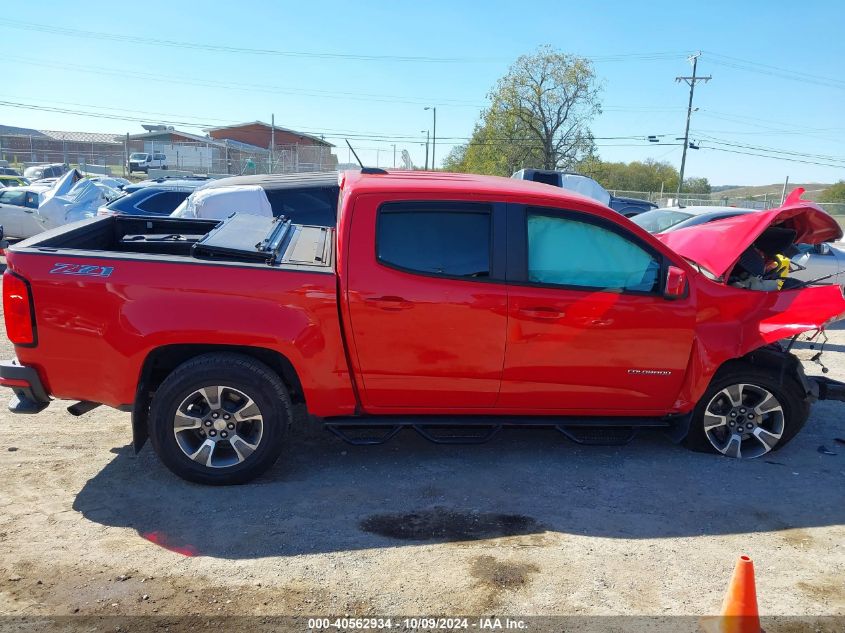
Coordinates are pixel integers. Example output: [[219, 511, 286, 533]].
[[344, 196, 508, 409], [499, 205, 696, 412]]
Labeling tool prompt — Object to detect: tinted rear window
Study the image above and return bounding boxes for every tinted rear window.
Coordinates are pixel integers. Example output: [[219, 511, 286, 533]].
[[263, 186, 338, 226], [136, 190, 190, 214], [377, 204, 491, 278]]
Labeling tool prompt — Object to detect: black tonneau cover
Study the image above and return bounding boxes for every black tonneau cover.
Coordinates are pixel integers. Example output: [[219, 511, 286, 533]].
[[193, 213, 331, 266], [14, 213, 334, 271]]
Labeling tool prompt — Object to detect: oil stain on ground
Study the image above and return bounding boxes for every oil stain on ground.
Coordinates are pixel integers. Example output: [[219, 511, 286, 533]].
[[359, 507, 546, 541]]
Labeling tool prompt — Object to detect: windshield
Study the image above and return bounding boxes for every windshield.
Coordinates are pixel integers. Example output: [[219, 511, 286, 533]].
[[631, 209, 693, 233], [130, 153, 148, 160]]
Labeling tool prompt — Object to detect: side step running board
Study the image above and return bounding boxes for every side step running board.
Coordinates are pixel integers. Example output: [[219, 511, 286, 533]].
[[556, 426, 638, 446], [323, 415, 671, 447]]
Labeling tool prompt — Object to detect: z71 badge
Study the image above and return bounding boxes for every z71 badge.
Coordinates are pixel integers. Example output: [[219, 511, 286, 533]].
[[49, 263, 114, 278]]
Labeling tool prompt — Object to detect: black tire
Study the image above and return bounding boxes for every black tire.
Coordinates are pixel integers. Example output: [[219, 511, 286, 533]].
[[683, 363, 809, 459], [148, 353, 292, 484]]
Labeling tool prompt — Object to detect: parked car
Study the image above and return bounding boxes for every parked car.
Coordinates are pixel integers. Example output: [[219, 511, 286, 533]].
[[174, 171, 339, 226], [98, 180, 206, 217], [0, 186, 47, 239], [122, 175, 210, 194], [23, 163, 67, 180], [0, 166, 22, 177], [512, 169, 658, 217], [128, 152, 168, 174], [87, 176, 131, 191], [0, 175, 29, 188], [631, 203, 845, 285], [3, 171, 845, 484]]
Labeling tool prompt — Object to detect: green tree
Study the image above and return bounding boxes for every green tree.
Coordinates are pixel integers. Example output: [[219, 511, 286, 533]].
[[682, 177, 712, 194], [579, 158, 676, 192], [445, 45, 601, 175], [819, 181, 845, 202]]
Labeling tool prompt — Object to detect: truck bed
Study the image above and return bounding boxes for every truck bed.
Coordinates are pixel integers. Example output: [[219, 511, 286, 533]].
[[5, 213, 354, 415], [14, 214, 334, 271]]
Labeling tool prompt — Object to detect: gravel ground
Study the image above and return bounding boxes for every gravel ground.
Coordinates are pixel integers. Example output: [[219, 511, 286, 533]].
[[0, 269, 843, 629]]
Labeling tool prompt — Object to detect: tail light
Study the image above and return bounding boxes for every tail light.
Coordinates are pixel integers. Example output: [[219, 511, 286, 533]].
[[97, 207, 116, 217], [3, 271, 36, 346]]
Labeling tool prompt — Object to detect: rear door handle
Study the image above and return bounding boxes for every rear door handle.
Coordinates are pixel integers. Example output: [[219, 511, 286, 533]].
[[366, 295, 414, 311], [518, 306, 565, 320]]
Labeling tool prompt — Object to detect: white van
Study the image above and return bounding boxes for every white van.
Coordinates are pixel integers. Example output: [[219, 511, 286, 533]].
[[128, 152, 168, 174]]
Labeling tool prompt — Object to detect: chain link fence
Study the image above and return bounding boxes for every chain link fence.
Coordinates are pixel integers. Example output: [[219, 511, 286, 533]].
[[0, 133, 338, 178], [0, 132, 128, 175], [609, 190, 845, 216]]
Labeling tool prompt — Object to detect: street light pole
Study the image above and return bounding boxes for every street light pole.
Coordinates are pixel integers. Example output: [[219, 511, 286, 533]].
[[425, 106, 436, 169]]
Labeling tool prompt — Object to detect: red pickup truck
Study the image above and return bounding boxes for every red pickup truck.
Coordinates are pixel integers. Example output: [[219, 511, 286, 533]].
[[3, 171, 845, 484]]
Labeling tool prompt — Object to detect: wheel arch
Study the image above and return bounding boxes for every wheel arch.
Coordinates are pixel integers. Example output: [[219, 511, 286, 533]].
[[132, 344, 306, 453]]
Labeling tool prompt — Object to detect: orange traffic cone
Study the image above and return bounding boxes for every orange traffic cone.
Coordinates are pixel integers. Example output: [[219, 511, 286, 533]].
[[701, 555, 762, 633]]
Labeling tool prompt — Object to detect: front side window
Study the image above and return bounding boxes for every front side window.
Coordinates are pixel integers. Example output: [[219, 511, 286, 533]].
[[377, 204, 491, 278], [24, 192, 40, 209], [527, 211, 660, 292]]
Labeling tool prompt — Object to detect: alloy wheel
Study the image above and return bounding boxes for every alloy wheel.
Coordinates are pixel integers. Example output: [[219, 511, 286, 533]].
[[703, 382, 785, 459], [172, 385, 264, 468]]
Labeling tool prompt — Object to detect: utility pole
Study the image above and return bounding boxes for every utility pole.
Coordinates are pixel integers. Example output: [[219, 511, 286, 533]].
[[392, 144, 396, 168], [270, 114, 275, 174], [781, 175, 790, 204], [425, 106, 437, 169], [421, 130, 430, 170], [675, 52, 710, 200]]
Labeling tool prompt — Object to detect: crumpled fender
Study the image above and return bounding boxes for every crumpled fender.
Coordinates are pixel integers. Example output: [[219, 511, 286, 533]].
[[672, 281, 845, 411]]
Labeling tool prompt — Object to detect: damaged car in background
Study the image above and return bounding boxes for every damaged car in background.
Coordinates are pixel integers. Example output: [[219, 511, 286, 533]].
[[0, 169, 122, 239]]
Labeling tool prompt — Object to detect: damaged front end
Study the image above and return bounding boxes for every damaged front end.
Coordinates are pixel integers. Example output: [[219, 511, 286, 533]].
[[661, 189, 845, 406]]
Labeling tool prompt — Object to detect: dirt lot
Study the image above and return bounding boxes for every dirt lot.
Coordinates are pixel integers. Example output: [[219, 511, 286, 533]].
[[0, 270, 843, 629]]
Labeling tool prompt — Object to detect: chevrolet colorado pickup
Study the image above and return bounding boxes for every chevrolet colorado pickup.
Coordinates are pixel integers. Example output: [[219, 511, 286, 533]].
[[3, 171, 845, 484]]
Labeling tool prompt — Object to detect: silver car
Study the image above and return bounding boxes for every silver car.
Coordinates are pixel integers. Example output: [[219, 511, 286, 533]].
[[631, 206, 845, 285]]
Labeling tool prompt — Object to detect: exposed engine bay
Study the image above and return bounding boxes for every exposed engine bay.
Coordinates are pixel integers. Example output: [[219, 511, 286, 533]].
[[728, 226, 804, 291]]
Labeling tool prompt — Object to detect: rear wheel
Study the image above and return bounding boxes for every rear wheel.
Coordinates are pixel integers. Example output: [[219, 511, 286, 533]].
[[148, 353, 292, 484], [684, 364, 809, 459]]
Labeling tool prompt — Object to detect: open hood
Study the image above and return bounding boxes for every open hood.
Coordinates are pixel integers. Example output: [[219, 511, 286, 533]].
[[656, 188, 842, 278]]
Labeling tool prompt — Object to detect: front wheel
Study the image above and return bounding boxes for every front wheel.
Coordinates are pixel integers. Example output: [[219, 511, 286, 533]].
[[684, 364, 809, 459], [148, 353, 292, 484]]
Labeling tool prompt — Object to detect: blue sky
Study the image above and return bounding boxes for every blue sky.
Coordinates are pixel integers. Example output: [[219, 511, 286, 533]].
[[1, 0, 843, 185]]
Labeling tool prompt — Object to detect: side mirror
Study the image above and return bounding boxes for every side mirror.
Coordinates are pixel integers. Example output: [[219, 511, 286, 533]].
[[664, 265, 687, 299]]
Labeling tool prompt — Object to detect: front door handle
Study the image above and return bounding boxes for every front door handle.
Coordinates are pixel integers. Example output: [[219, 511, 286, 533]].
[[366, 295, 414, 311], [518, 306, 565, 320]]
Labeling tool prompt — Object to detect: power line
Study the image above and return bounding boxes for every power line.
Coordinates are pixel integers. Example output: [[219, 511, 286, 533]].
[[702, 51, 845, 90], [2, 55, 486, 109], [701, 145, 845, 169], [0, 19, 689, 66], [695, 135, 845, 164], [0, 97, 677, 145]]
